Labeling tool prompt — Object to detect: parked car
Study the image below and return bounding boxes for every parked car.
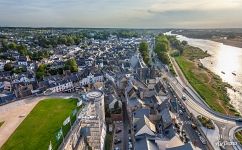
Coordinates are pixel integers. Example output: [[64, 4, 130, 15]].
[[184, 136, 190, 143], [115, 128, 122, 133], [114, 139, 121, 144], [128, 142, 133, 149], [182, 95, 186, 100], [114, 147, 120, 150], [191, 124, 197, 129], [196, 130, 201, 136], [199, 136, 207, 145]]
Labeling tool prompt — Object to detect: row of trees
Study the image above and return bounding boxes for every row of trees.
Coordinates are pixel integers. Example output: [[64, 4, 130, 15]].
[[3, 63, 27, 74], [36, 64, 47, 80], [35, 34, 84, 48], [154, 35, 170, 64], [0, 37, 54, 61], [166, 35, 187, 55], [35, 31, 114, 48], [36, 58, 78, 80], [139, 41, 150, 65], [1, 40, 28, 56], [114, 30, 139, 38], [64, 58, 78, 73], [29, 50, 52, 61]]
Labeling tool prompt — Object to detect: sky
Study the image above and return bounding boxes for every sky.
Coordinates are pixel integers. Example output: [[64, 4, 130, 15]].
[[0, 0, 242, 28]]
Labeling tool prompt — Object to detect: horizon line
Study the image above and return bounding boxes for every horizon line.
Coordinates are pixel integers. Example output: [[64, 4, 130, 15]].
[[0, 26, 242, 30]]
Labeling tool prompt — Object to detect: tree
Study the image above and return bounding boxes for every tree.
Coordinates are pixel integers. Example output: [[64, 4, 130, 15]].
[[4, 63, 13, 71], [166, 35, 187, 55], [2, 39, 8, 51], [58, 68, 64, 75], [36, 64, 47, 80], [154, 35, 170, 64], [139, 41, 150, 65], [8, 42, 17, 50], [65, 58, 78, 73], [16, 45, 28, 56], [66, 36, 75, 46], [181, 41, 188, 46], [29, 50, 51, 61], [12, 67, 27, 74]]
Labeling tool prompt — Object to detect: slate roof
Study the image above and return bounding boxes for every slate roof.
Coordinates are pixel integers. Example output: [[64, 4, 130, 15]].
[[134, 115, 156, 135], [166, 143, 193, 150], [135, 135, 159, 150], [133, 108, 150, 118]]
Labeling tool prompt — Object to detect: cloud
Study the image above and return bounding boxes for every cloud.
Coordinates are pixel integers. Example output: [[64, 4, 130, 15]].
[[147, 0, 242, 14], [0, 0, 242, 28]]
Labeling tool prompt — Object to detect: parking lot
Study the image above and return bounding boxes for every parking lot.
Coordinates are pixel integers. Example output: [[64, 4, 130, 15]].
[[113, 121, 124, 150]]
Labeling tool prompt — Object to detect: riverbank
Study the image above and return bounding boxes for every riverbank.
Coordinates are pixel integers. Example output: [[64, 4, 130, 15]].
[[174, 45, 239, 116], [211, 37, 242, 48]]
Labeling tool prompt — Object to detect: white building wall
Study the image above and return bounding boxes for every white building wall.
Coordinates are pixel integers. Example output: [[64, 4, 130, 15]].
[[18, 61, 28, 66], [80, 75, 104, 86], [49, 81, 73, 93], [105, 73, 115, 83]]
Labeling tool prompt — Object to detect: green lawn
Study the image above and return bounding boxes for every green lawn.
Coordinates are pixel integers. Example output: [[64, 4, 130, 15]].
[[175, 45, 238, 115], [1, 98, 78, 150], [235, 130, 242, 145]]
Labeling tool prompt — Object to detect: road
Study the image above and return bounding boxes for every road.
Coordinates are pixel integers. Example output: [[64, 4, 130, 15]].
[[109, 78, 130, 150], [168, 87, 207, 150], [122, 97, 129, 150]]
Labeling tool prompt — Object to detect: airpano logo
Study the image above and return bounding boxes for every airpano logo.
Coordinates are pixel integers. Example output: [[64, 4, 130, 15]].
[[215, 135, 238, 147]]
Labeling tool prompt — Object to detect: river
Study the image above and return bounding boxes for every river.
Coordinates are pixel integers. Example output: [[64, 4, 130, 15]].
[[166, 32, 242, 114]]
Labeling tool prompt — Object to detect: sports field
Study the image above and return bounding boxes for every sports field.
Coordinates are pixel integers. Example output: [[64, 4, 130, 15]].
[[1, 98, 77, 150]]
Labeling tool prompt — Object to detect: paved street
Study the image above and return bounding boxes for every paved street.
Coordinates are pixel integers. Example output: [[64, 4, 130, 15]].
[[168, 86, 207, 150], [121, 95, 129, 150], [113, 121, 124, 150]]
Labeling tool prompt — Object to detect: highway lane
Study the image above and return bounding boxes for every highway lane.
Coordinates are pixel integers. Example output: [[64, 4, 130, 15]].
[[169, 80, 236, 124]]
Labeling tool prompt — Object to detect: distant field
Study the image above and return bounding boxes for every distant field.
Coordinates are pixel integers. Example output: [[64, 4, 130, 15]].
[[175, 45, 238, 115], [1, 98, 77, 150]]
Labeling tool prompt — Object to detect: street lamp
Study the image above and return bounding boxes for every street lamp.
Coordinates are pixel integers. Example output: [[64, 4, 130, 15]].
[[220, 125, 226, 141]]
